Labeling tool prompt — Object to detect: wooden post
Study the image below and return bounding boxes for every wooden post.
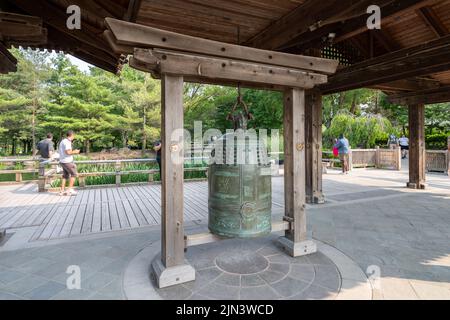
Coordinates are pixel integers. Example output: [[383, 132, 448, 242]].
[[375, 146, 381, 168], [407, 104, 426, 189], [38, 162, 46, 192], [279, 88, 316, 257], [151, 74, 194, 288], [305, 89, 324, 204], [78, 176, 86, 188], [395, 145, 402, 171], [15, 172, 22, 183], [115, 161, 121, 186], [447, 136, 450, 176]]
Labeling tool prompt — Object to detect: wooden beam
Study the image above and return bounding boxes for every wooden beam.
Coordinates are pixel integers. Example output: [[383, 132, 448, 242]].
[[407, 104, 426, 189], [11, 0, 116, 59], [245, 0, 391, 50], [388, 85, 450, 104], [0, 12, 47, 46], [0, 41, 17, 74], [320, 35, 450, 93], [279, 0, 435, 51], [305, 89, 324, 204], [161, 74, 185, 268], [105, 17, 339, 75], [283, 88, 307, 243], [416, 6, 449, 38], [370, 78, 440, 92], [123, 0, 142, 22], [132, 48, 329, 89], [333, 0, 438, 43]]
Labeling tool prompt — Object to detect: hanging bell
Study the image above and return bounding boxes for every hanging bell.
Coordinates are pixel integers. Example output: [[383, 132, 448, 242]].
[[207, 90, 272, 238]]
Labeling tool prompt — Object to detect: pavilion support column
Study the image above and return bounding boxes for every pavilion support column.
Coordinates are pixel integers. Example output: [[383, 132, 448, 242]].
[[151, 74, 195, 288], [279, 88, 317, 257], [407, 104, 426, 189], [305, 89, 324, 204]]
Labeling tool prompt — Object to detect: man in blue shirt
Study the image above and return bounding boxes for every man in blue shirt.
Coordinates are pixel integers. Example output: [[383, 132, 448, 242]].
[[334, 134, 350, 174]]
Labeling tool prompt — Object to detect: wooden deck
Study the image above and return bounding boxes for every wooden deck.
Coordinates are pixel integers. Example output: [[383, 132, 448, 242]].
[[0, 181, 284, 241]]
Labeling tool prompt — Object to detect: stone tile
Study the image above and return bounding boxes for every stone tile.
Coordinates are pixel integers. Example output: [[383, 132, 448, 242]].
[[1, 274, 48, 295], [258, 270, 285, 284], [0, 252, 34, 268], [16, 257, 55, 274], [157, 284, 192, 300], [291, 284, 337, 300], [0, 290, 24, 300], [50, 288, 94, 300], [99, 258, 129, 276], [0, 269, 26, 285], [269, 263, 289, 275], [79, 256, 116, 272], [214, 273, 240, 287], [270, 276, 310, 298], [312, 265, 340, 291], [23, 281, 66, 300], [182, 267, 222, 292], [241, 274, 266, 287], [267, 254, 290, 264], [88, 292, 123, 300], [240, 285, 281, 300], [97, 278, 124, 299], [81, 272, 117, 292], [288, 264, 315, 282], [378, 277, 418, 300], [197, 282, 240, 300]]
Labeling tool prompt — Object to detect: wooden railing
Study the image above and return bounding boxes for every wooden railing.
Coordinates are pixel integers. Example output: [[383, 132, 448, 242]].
[[426, 151, 449, 174], [38, 158, 209, 192], [323, 147, 402, 171], [0, 158, 40, 183]]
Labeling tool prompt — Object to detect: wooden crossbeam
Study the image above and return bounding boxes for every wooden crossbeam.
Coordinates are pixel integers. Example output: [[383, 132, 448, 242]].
[[416, 6, 449, 38], [282, 0, 436, 51], [123, 0, 142, 22], [0, 12, 47, 45], [10, 0, 116, 59], [104, 18, 339, 75], [244, 0, 366, 50], [320, 35, 450, 93], [131, 48, 329, 90], [0, 41, 17, 74], [388, 85, 450, 104]]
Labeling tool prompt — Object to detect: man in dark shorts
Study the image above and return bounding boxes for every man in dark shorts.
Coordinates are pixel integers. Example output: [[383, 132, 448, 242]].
[[399, 135, 409, 159], [58, 130, 80, 196], [153, 140, 162, 177], [36, 133, 54, 161]]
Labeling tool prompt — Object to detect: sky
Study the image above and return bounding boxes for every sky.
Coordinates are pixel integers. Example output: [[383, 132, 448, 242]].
[[67, 54, 92, 72]]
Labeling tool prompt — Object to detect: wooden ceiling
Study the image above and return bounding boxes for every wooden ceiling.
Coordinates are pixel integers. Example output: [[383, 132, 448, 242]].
[[2, 0, 450, 100]]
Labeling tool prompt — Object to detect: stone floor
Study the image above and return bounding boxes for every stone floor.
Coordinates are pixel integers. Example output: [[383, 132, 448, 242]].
[[153, 236, 343, 300], [0, 165, 449, 300]]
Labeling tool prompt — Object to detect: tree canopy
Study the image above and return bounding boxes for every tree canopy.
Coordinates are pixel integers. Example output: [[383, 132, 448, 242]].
[[0, 48, 448, 156]]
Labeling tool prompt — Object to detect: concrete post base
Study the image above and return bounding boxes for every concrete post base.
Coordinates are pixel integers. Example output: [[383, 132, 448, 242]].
[[407, 182, 426, 189], [278, 237, 317, 257], [151, 258, 195, 289]]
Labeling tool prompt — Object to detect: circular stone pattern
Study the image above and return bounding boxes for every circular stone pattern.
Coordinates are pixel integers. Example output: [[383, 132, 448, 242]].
[[151, 235, 343, 300], [215, 250, 269, 275]]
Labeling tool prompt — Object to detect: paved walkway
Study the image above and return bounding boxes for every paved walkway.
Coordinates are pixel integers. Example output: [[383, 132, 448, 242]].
[[0, 167, 449, 299]]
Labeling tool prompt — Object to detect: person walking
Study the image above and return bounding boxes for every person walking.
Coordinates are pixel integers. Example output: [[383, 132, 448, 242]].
[[334, 134, 350, 174], [399, 135, 409, 159], [36, 133, 54, 162], [58, 130, 80, 196]]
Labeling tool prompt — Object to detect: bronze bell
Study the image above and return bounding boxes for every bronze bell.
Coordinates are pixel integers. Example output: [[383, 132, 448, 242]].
[[208, 124, 272, 238]]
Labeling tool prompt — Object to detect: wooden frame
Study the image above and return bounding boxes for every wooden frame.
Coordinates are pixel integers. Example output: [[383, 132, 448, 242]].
[[408, 104, 426, 189], [106, 19, 337, 288]]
